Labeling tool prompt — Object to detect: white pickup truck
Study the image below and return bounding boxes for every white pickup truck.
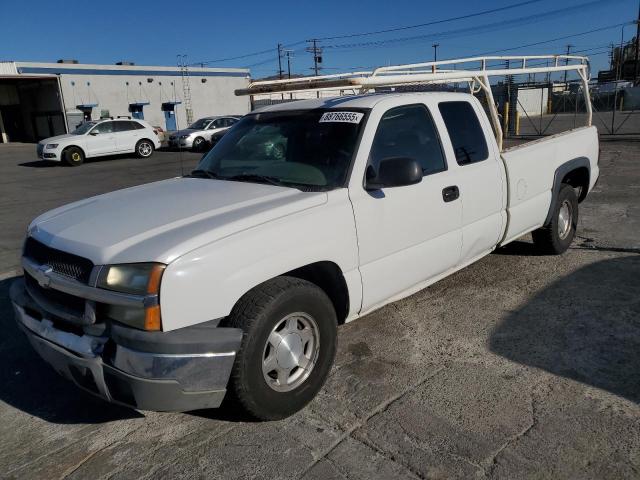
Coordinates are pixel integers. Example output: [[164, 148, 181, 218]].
[[10, 58, 599, 420]]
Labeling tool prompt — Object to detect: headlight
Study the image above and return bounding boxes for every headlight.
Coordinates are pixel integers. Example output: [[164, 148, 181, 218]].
[[97, 263, 165, 330], [45, 143, 58, 149], [180, 134, 190, 139]]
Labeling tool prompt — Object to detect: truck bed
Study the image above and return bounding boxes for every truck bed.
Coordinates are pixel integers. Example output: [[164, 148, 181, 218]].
[[499, 126, 599, 245]]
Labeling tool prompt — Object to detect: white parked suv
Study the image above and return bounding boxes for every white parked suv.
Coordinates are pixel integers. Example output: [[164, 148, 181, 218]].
[[12, 90, 599, 419], [37, 118, 161, 166]]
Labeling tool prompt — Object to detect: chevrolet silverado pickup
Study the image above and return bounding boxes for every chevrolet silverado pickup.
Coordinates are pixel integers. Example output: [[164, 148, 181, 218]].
[[11, 78, 599, 420]]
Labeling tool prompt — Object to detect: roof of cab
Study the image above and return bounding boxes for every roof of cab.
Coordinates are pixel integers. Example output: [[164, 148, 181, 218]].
[[253, 91, 472, 112]]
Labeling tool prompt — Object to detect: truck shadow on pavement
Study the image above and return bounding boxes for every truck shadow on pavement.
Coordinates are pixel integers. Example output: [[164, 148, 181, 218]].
[[490, 255, 640, 404], [0, 277, 142, 424]]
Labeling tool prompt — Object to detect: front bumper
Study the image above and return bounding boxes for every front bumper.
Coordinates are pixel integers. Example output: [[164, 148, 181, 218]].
[[37, 144, 61, 161], [10, 278, 242, 412], [168, 137, 193, 149]]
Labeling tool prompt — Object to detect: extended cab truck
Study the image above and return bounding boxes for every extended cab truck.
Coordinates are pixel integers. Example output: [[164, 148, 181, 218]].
[[10, 56, 599, 420]]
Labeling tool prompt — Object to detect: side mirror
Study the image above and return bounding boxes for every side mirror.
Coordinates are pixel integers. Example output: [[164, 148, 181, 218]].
[[89, 131, 99, 136], [365, 157, 422, 190]]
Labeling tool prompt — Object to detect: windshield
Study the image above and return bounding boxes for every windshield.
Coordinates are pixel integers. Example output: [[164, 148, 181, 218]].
[[195, 109, 367, 190], [188, 119, 212, 130], [73, 122, 97, 135]]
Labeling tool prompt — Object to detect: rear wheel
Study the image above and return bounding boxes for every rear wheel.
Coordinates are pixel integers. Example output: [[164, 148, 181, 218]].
[[136, 139, 154, 158], [225, 276, 337, 420], [63, 146, 84, 166], [532, 183, 578, 254]]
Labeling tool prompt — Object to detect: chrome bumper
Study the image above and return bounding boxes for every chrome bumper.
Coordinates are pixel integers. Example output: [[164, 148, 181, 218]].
[[11, 278, 242, 412]]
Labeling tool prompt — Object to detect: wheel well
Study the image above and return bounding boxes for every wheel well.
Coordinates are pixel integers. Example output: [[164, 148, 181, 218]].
[[137, 138, 154, 146], [62, 145, 85, 157], [284, 261, 350, 324], [561, 167, 589, 202]]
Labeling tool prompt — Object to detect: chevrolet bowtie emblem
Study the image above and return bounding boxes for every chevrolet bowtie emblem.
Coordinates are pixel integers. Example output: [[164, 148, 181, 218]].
[[37, 265, 53, 288]]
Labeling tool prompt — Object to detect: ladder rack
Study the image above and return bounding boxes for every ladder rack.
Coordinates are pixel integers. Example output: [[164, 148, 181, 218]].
[[236, 54, 592, 152]]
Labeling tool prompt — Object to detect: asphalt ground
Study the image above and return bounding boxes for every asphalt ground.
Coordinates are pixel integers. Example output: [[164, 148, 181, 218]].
[[0, 141, 638, 479]]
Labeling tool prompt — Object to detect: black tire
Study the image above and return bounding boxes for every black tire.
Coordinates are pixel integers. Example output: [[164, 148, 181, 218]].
[[135, 139, 154, 158], [192, 136, 205, 152], [225, 276, 337, 420], [63, 146, 84, 166], [532, 183, 578, 254]]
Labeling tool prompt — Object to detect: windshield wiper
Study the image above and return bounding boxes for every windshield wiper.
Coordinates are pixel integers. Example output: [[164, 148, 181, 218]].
[[223, 173, 291, 188], [188, 169, 222, 179]]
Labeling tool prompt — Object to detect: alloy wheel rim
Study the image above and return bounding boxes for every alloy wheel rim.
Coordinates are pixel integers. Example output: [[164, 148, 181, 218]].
[[139, 143, 152, 156], [72, 152, 80, 161], [558, 200, 573, 239], [262, 312, 319, 392]]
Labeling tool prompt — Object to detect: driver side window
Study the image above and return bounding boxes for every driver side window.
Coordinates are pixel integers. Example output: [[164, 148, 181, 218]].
[[369, 104, 446, 176]]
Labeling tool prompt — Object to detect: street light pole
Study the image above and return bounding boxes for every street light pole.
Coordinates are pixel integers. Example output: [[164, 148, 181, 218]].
[[432, 43, 440, 62]]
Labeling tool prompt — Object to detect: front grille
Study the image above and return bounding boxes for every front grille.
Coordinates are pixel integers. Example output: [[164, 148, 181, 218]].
[[24, 272, 86, 323], [24, 237, 94, 284]]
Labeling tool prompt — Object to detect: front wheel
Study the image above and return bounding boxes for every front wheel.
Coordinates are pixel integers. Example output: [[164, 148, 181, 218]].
[[532, 183, 578, 254], [225, 276, 337, 420], [136, 139, 154, 158], [192, 136, 205, 152], [63, 146, 84, 166]]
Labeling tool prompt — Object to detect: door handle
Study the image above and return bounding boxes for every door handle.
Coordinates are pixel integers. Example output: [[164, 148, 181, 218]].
[[442, 185, 460, 202]]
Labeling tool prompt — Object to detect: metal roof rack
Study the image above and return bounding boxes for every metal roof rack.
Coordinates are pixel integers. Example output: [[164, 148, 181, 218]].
[[237, 55, 592, 151]]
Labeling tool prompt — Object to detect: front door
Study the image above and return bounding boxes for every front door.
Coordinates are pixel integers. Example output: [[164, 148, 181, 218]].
[[350, 102, 464, 312], [86, 121, 117, 156]]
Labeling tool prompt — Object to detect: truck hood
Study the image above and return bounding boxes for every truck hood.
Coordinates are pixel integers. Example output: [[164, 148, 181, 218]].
[[29, 178, 327, 265]]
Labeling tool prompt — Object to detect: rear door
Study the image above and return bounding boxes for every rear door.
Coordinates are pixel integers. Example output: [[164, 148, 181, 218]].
[[349, 101, 464, 312], [437, 100, 505, 264], [86, 121, 117, 156], [113, 120, 143, 152]]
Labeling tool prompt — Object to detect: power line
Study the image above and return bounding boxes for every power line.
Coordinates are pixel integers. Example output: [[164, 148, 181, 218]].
[[323, 0, 622, 50], [474, 21, 633, 56], [317, 0, 545, 40], [188, 0, 553, 67], [193, 40, 305, 66]]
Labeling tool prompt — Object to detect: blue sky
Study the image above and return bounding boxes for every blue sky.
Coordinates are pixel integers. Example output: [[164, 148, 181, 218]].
[[1, 0, 637, 78]]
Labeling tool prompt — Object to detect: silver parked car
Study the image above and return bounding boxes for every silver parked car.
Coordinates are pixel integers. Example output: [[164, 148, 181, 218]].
[[168, 116, 240, 151]]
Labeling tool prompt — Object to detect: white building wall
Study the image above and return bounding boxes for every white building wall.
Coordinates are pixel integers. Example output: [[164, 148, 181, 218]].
[[15, 62, 251, 131]]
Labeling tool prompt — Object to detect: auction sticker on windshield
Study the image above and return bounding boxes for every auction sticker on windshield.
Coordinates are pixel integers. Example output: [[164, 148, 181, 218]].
[[319, 111, 364, 124]]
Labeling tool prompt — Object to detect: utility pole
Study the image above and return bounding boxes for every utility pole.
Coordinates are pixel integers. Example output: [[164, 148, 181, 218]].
[[563, 44, 573, 89], [277, 43, 283, 80], [306, 39, 323, 76], [284, 50, 293, 79], [634, 2, 640, 85], [432, 43, 440, 62]]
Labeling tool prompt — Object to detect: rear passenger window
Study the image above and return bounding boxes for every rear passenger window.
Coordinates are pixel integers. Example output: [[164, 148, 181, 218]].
[[112, 121, 128, 132], [438, 101, 489, 165], [131, 121, 145, 130], [370, 104, 446, 176]]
